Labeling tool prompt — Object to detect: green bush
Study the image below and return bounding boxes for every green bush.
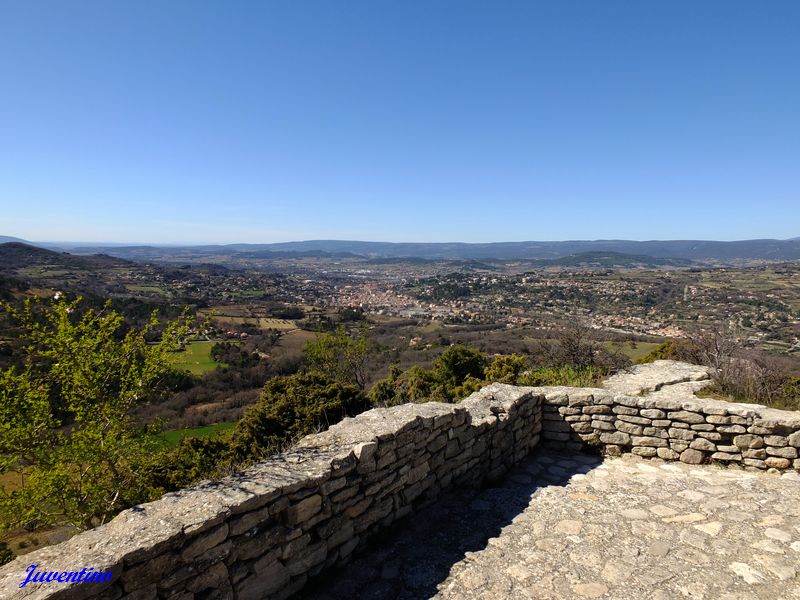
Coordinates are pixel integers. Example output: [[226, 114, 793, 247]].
[[519, 365, 606, 387], [304, 325, 371, 388], [150, 435, 232, 492], [484, 354, 529, 384], [433, 346, 488, 394], [227, 371, 372, 462], [634, 341, 677, 364], [369, 346, 491, 405]]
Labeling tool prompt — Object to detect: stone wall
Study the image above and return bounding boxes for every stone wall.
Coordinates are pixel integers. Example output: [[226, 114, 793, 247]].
[[538, 361, 800, 471], [1, 361, 798, 600], [0, 387, 542, 600], [539, 384, 800, 470]]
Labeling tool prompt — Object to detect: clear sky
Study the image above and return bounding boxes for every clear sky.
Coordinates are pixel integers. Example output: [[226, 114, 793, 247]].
[[1, 1, 798, 244]]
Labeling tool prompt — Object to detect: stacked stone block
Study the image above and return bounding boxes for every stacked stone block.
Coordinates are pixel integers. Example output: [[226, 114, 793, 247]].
[[0, 386, 541, 600], [539, 387, 800, 471]]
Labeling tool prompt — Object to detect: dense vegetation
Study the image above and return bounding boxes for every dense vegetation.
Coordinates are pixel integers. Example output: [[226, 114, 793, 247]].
[[0, 297, 191, 532], [636, 335, 800, 410]]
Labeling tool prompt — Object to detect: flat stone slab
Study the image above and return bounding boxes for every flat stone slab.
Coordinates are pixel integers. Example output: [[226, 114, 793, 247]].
[[301, 450, 800, 600], [602, 360, 712, 397]]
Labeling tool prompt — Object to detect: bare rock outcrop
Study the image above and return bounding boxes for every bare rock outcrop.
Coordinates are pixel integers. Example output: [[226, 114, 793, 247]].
[[602, 359, 713, 397]]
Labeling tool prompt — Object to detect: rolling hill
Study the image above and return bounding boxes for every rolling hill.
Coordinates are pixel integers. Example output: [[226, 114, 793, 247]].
[[0, 242, 133, 273]]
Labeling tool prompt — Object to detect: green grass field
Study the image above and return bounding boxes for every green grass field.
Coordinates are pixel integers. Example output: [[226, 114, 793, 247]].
[[157, 422, 237, 448], [168, 342, 225, 375]]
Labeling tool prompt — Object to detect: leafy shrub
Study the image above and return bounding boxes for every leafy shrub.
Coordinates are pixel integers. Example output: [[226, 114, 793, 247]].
[[519, 365, 606, 387], [304, 325, 371, 388], [432, 346, 488, 398], [227, 371, 372, 463], [150, 436, 232, 492], [635, 341, 677, 364], [484, 354, 529, 384]]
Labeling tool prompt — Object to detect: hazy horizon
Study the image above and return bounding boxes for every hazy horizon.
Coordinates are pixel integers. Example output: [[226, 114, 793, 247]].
[[3, 233, 799, 248]]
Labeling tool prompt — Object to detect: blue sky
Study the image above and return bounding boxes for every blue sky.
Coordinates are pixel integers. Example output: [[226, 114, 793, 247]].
[[1, 1, 798, 244]]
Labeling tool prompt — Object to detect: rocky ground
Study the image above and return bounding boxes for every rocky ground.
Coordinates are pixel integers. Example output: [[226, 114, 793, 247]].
[[602, 360, 713, 397], [299, 449, 800, 600]]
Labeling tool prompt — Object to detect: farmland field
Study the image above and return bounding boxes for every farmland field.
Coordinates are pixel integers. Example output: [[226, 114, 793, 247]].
[[200, 305, 297, 331], [125, 284, 169, 295], [258, 317, 295, 330], [276, 329, 316, 353], [168, 342, 225, 375]]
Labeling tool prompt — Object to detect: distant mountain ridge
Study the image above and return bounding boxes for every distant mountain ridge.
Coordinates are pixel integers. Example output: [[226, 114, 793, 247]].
[[247, 238, 800, 261], [4, 236, 800, 262]]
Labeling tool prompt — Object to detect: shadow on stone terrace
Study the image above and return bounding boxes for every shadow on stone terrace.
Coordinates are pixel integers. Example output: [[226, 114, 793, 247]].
[[296, 448, 602, 600]]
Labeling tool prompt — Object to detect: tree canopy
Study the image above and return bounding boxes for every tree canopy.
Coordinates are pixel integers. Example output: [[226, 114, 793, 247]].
[[304, 324, 371, 388], [0, 297, 191, 531]]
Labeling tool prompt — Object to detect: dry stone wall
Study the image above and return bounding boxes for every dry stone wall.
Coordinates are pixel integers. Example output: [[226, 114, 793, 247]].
[[0, 387, 542, 600], [1, 361, 798, 600], [538, 360, 800, 471], [540, 385, 800, 470]]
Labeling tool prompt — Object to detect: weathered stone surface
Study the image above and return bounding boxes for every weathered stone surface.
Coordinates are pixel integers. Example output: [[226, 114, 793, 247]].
[[668, 428, 695, 441], [237, 560, 290, 599], [711, 451, 742, 461], [617, 414, 651, 426], [631, 446, 658, 457], [181, 523, 228, 560], [788, 430, 800, 448], [766, 446, 797, 459], [765, 457, 792, 469], [591, 419, 616, 431], [764, 435, 788, 447], [669, 411, 706, 425], [283, 494, 323, 525], [689, 438, 716, 452], [719, 424, 748, 434], [305, 450, 800, 600], [615, 420, 644, 435], [656, 447, 679, 460], [599, 431, 631, 446], [640, 409, 665, 419], [743, 448, 767, 459], [733, 434, 764, 449], [631, 436, 668, 448], [602, 360, 711, 396], [680, 449, 705, 464]]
